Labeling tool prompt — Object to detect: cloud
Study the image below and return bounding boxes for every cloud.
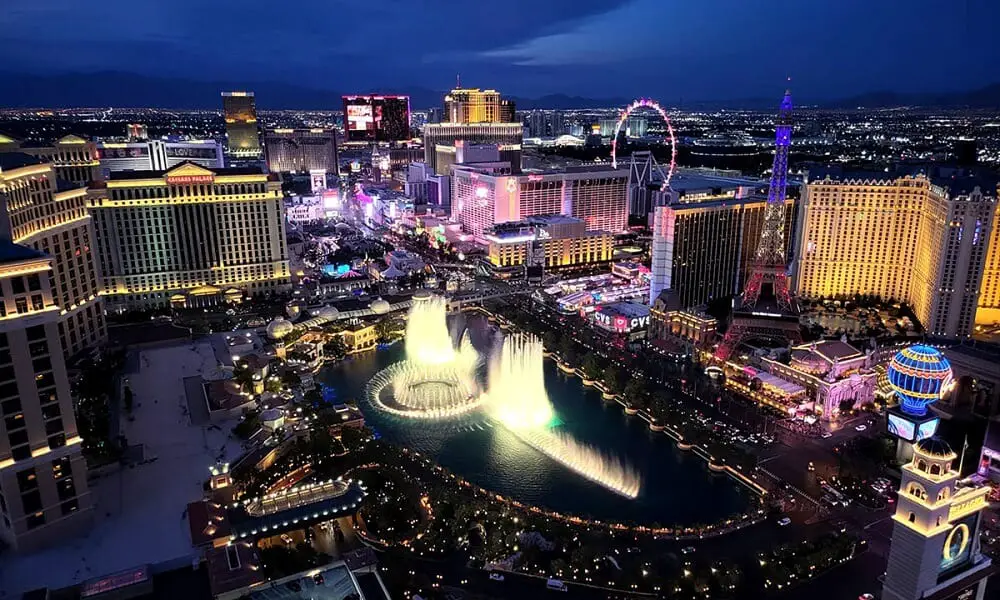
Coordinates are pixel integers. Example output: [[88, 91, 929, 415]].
[[0, 0, 994, 100], [478, 0, 660, 66]]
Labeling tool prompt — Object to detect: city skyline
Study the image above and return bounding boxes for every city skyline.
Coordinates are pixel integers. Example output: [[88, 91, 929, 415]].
[[1, 0, 997, 107]]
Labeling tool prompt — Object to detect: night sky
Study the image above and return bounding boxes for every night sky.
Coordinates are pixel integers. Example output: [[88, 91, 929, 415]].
[[1, 0, 996, 102]]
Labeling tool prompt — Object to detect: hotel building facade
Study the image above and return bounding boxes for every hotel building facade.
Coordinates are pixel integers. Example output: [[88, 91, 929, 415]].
[[451, 164, 629, 236], [0, 134, 102, 188], [977, 201, 1000, 327], [0, 154, 106, 358], [444, 88, 503, 124], [97, 139, 225, 174], [0, 242, 92, 551], [483, 215, 614, 272], [263, 128, 338, 174], [422, 122, 523, 175], [221, 92, 261, 158], [794, 169, 998, 338], [88, 163, 290, 311], [649, 195, 796, 309]]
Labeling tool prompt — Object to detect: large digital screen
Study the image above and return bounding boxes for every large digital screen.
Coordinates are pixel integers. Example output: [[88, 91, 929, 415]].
[[917, 417, 941, 441], [166, 146, 219, 159], [343, 95, 410, 142], [346, 104, 374, 132], [939, 512, 979, 582], [888, 413, 916, 441], [98, 146, 149, 159]]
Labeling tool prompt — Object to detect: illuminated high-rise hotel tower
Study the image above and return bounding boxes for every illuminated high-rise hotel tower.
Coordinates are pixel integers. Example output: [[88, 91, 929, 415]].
[[221, 91, 261, 159], [444, 88, 502, 124]]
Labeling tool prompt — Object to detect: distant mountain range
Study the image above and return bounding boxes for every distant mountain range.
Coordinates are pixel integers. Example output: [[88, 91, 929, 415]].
[[0, 71, 997, 111]]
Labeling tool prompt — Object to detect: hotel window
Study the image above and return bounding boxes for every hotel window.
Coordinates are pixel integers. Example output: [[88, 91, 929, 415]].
[[26, 511, 45, 530]]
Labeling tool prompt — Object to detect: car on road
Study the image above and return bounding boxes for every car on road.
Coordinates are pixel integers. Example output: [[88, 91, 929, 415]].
[[777, 517, 792, 526], [855, 424, 867, 432], [681, 546, 696, 555], [280, 534, 294, 545], [489, 573, 505, 582], [821, 432, 833, 439], [546, 578, 568, 592]]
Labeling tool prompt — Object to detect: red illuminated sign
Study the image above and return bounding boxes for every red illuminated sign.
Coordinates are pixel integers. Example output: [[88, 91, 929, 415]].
[[166, 174, 214, 185]]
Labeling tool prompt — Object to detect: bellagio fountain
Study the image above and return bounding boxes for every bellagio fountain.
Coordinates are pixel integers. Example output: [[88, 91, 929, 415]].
[[364, 292, 640, 499]]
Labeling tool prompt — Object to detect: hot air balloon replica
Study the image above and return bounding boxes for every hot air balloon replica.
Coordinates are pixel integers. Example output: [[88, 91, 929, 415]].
[[886, 345, 954, 462]]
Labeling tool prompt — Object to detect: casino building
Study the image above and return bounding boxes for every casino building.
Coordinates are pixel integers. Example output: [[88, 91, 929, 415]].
[[794, 168, 998, 339], [483, 215, 614, 274], [452, 164, 629, 236], [263, 129, 338, 174], [87, 163, 290, 311], [0, 134, 102, 188], [222, 92, 262, 159]]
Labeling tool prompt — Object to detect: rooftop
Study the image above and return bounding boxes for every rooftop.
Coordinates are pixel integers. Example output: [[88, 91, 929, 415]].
[[528, 214, 585, 225], [107, 164, 269, 180], [668, 171, 766, 192], [807, 164, 1000, 195], [0, 151, 44, 171], [598, 301, 650, 318], [0, 240, 47, 265]]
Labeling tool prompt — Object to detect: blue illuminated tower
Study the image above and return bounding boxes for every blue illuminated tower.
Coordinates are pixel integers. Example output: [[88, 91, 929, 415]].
[[740, 89, 793, 310], [716, 90, 799, 361]]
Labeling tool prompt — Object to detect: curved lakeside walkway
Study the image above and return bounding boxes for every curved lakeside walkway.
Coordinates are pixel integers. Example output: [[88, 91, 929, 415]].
[[345, 447, 766, 544]]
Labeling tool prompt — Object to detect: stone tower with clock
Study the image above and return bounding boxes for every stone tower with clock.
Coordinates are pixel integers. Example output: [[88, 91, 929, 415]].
[[883, 437, 993, 600]]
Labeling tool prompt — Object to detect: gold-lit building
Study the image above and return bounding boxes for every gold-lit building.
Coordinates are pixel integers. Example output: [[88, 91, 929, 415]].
[[88, 163, 291, 311], [0, 153, 106, 357], [649, 291, 717, 351], [222, 91, 261, 158], [0, 242, 92, 551], [444, 88, 502, 124], [795, 170, 998, 338], [0, 134, 102, 188], [977, 201, 1000, 327], [484, 215, 614, 271]]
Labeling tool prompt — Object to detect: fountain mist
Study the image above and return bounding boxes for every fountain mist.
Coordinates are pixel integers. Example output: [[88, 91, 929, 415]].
[[365, 293, 482, 419], [486, 333, 641, 499]]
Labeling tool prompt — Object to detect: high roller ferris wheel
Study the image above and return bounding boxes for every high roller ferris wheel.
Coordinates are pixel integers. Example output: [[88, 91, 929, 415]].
[[610, 98, 678, 191]]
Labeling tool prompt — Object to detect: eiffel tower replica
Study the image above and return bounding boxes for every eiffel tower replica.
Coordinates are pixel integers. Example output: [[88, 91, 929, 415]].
[[715, 90, 801, 361]]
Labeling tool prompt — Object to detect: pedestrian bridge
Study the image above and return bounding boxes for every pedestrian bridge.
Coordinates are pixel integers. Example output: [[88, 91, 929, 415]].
[[228, 479, 366, 540]]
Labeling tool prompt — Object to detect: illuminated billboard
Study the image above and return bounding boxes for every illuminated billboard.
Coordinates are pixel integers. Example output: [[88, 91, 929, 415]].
[[342, 95, 410, 142], [887, 413, 916, 441], [346, 104, 374, 133], [916, 417, 940, 441]]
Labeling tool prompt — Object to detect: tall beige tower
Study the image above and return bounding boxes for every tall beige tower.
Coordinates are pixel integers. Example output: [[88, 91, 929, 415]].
[[883, 438, 992, 600], [0, 242, 92, 551]]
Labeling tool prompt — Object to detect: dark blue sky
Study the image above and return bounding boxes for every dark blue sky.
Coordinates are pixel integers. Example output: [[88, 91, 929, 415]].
[[1, 0, 996, 101]]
